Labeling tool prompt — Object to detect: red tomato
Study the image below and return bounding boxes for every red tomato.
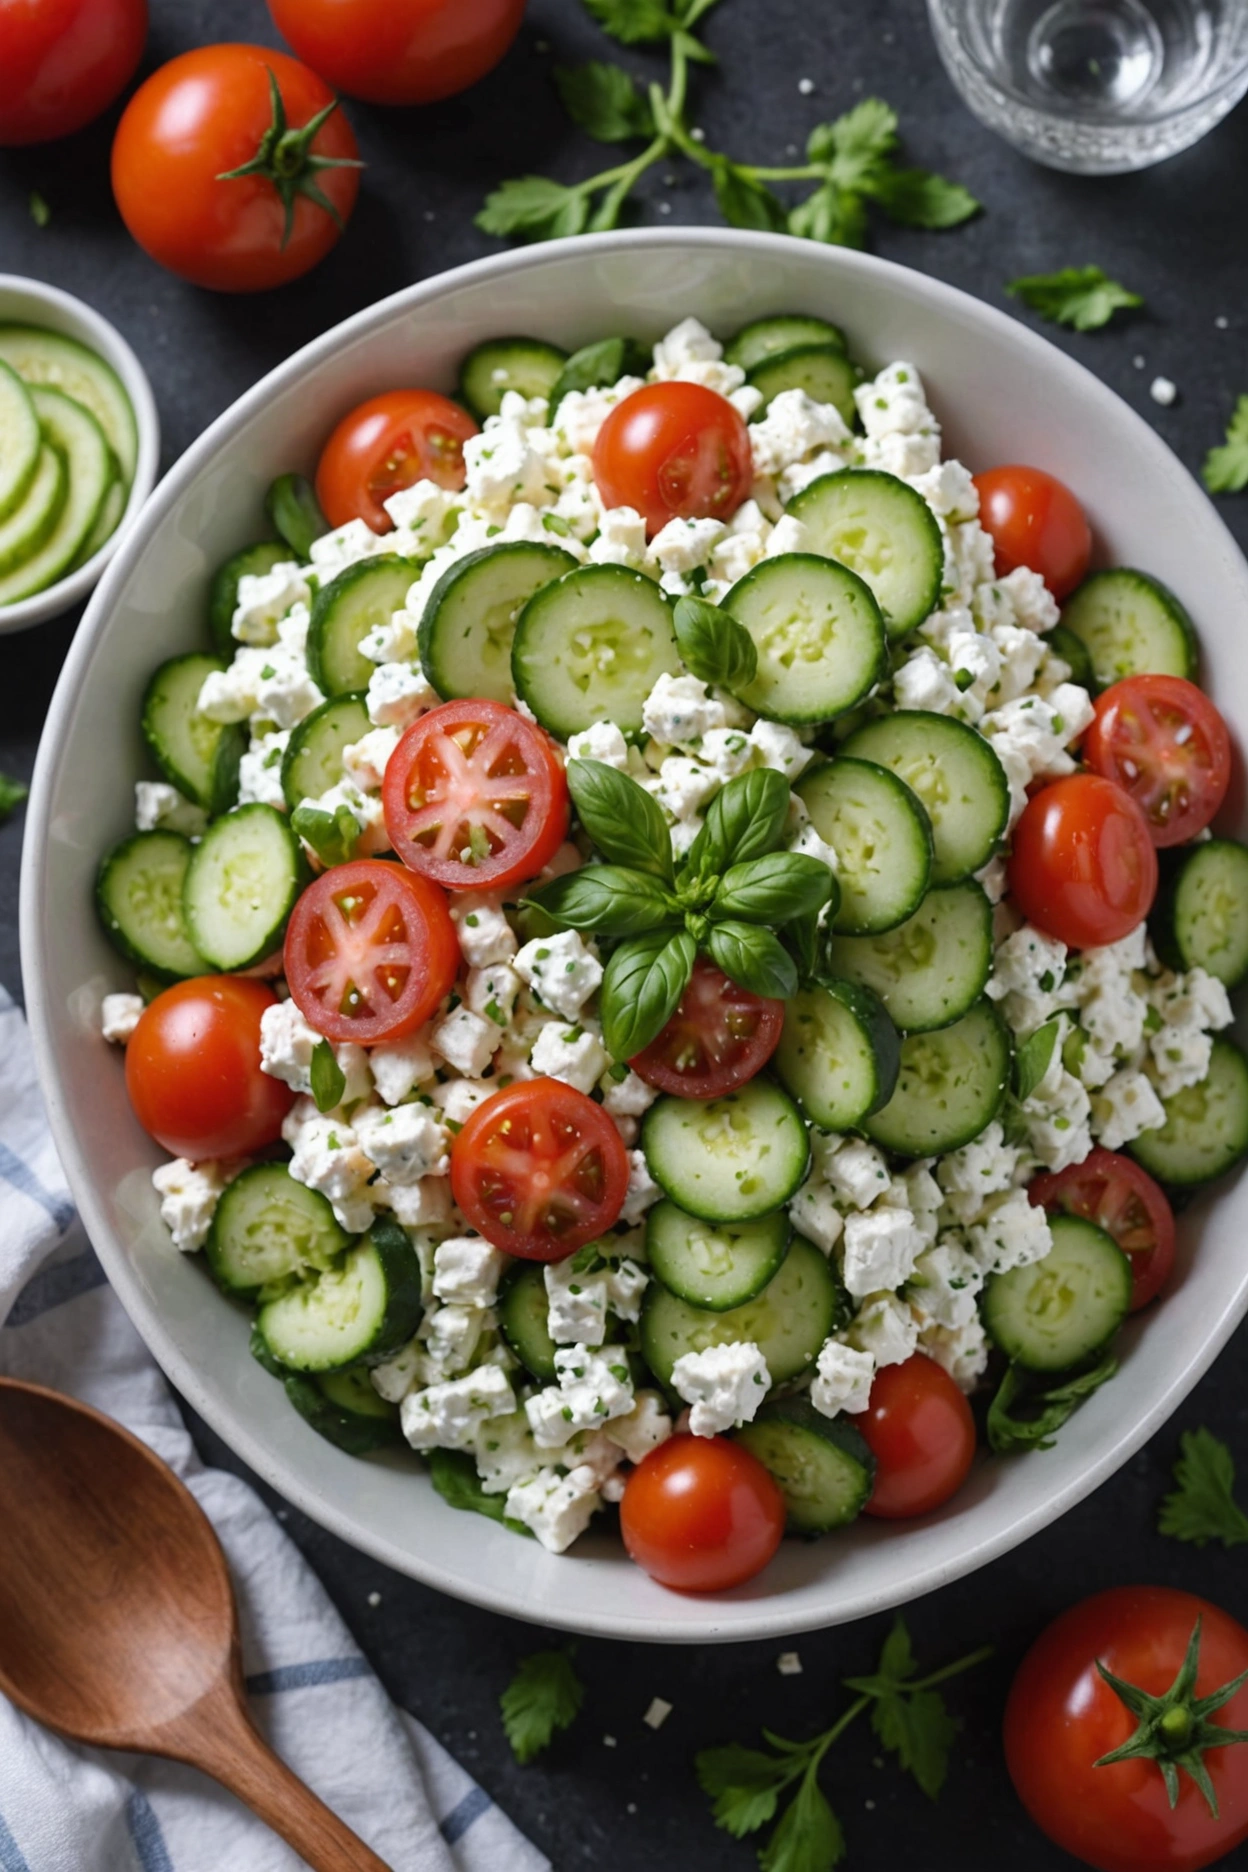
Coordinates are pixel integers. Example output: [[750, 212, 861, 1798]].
[[1009, 773, 1158, 950], [316, 389, 478, 534], [383, 699, 569, 893], [1005, 1587, 1248, 1872], [593, 382, 754, 537], [111, 45, 359, 292], [125, 976, 293, 1159], [1083, 676, 1231, 849], [0, 0, 146, 145], [852, 1354, 976, 1519], [267, 0, 524, 106], [973, 464, 1092, 600], [630, 958, 784, 1099], [283, 859, 458, 1045], [1029, 1148, 1175, 1311], [620, 1434, 785, 1592], [450, 1079, 630, 1260]]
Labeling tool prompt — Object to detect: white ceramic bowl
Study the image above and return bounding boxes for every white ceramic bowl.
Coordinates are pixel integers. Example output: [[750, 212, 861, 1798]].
[[0, 275, 160, 634], [21, 231, 1248, 1642]]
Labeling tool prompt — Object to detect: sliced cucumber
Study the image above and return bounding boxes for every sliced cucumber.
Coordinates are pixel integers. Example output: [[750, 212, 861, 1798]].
[[826, 880, 992, 1035], [204, 1164, 348, 1298], [840, 712, 1009, 886], [725, 315, 847, 372], [646, 1200, 790, 1311], [722, 554, 885, 726], [0, 386, 111, 604], [641, 1235, 837, 1388], [284, 1368, 401, 1455], [0, 445, 65, 576], [774, 978, 900, 1131], [256, 1219, 424, 1373], [141, 654, 244, 815], [746, 343, 860, 428], [736, 1400, 875, 1534], [1061, 568, 1197, 688], [1129, 1038, 1248, 1188], [0, 324, 137, 483], [982, 1214, 1131, 1373], [458, 337, 568, 419], [208, 540, 290, 657], [307, 556, 415, 698], [0, 359, 40, 522], [549, 337, 650, 415], [642, 1079, 809, 1224], [788, 469, 944, 640], [512, 564, 681, 739], [1151, 839, 1248, 989], [863, 998, 1010, 1156], [71, 473, 125, 569], [796, 756, 932, 934], [498, 1262, 558, 1381], [97, 830, 205, 979], [183, 804, 305, 970], [1042, 622, 1095, 691], [281, 692, 371, 811], [419, 542, 577, 705], [266, 473, 325, 562]]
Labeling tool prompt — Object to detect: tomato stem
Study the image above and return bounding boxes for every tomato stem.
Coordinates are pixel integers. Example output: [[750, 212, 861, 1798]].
[[1094, 1616, 1248, 1819], [217, 67, 364, 249]]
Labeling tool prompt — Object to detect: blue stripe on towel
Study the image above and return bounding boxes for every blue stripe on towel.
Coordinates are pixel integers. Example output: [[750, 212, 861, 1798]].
[[441, 1786, 491, 1845], [4, 1244, 107, 1329], [0, 1140, 74, 1233], [126, 1791, 174, 1872], [246, 1656, 372, 1696], [0, 1811, 31, 1872]]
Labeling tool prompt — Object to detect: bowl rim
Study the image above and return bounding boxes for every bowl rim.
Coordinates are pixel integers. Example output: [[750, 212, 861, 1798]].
[[0, 272, 161, 634], [21, 227, 1248, 1641]]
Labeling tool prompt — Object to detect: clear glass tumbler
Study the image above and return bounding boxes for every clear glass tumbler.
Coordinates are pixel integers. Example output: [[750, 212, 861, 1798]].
[[926, 0, 1248, 173]]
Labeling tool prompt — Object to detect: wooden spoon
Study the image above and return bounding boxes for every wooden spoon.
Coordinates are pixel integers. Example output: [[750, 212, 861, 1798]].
[[0, 1377, 391, 1872]]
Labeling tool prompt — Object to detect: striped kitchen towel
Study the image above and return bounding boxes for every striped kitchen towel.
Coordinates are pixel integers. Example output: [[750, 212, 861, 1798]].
[[0, 987, 548, 1872]]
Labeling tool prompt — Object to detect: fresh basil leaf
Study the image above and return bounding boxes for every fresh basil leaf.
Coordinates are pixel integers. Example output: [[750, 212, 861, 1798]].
[[568, 759, 674, 882], [673, 594, 758, 689], [986, 1354, 1119, 1454], [711, 853, 834, 925], [310, 1039, 346, 1114], [549, 336, 650, 415], [683, 767, 790, 878], [291, 802, 360, 869], [526, 866, 677, 937], [711, 159, 788, 234], [600, 929, 695, 1059], [707, 921, 798, 1000], [1014, 1018, 1061, 1103], [554, 61, 656, 143]]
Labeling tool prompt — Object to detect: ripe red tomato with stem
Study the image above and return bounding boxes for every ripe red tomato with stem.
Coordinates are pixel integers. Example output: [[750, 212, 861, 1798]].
[[973, 464, 1092, 599], [852, 1353, 976, 1519], [125, 976, 293, 1159], [1009, 773, 1158, 950], [629, 958, 784, 1099], [111, 44, 360, 292], [316, 389, 478, 534], [1029, 1148, 1176, 1310], [0, 0, 147, 145], [1083, 675, 1231, 849], [593, 382, 754, 537], [620, 1433, 785, 1592], [267, 0, 525, 106]]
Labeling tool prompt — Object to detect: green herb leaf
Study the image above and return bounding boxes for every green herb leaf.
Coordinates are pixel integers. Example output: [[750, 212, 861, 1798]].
[[429, 1448, 532, 1535], [1159, 1427, 1248, 1548], [568, 758, 675, 882], [673, 593, 758, 688], [695, 1742, 795, 1837], [1202, 394, 1248, 495], [600, 928, 696, 1057], [1006, 266, 1143, 332], [807, 98, 898, 190], [265, 473, 326, 561], [583, 0, 682, 43], [29, 191, 50, 228], [550, 336, 651, 414], [712, 852, 834, 925], [291, 802, 360, 869], [0, 773, 28, 820], [863, 166, 980, 229], [986, 1353, 1119, 1454], [788, 183, 867, 249], [500, 1649, 585, 1764], [310, 1039, 346, 1114], [711, 159, 788, 232], [527, 866, 678, 937], [475, 175, 588, 241], [868, 1689, 956, 1801], [706, 920, 798, 999], [1014, 1017, 1061, 1102], [683, 766, 791, 878], [554, 61, 656, 142], [759, 1770, 845, 1872]]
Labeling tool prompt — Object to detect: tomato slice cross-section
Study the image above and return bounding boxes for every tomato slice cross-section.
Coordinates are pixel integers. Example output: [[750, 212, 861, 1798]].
[[1028, 1146, 1176, 1311], [630, 958, 784, 1098], [1083, 675, 1231, 848]]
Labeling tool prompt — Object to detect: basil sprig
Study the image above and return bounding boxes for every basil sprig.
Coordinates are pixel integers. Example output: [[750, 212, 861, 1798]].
[[567, 758, 674, 883], [600, 929, 697, 1061], [673, 594, 758, 692]]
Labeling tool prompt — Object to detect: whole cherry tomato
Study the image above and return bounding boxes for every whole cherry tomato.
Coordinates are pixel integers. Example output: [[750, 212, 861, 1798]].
[[974, 464, 1092, 599], [620, 1434, 785, 1592], [593, 382, 754, 536], [852, 1353, 976, 1519], [1083, 675, 1232, 849], [316, 389, 478, 533], [1029, 1148, 1175, 1311], [1009, 773, 1158, 950], [267, 0, 524, 106], [125, 976, 293, 1159], [0, 0, 146, 146]]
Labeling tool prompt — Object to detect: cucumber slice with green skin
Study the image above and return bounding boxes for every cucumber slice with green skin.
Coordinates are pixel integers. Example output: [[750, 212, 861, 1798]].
[[284, 1368, 402, 1455], [641, 1235, 837, 1389], [840, 712, 1009, 886], [863, 997, 1010, 1156], [96, 830, 206, 979], [458, 337, 568, 420], [419, 541, 578, 705], [281, 692, 371, 812], [0, 324, 137, 483], [646, 1199, 790, 1311], [307, 555, 416, 697], [0, 359, 40, 522], [208, 541, 290, 657], [250, 1319, 289, 1379], [512, 564, 681, 739], [774, 977, 900, 1131], [1151, 839, 1248, 989], [497, 1262, 558, 1381], [257, 1218, 423, 1372], [204, 1164, 349, 1298], [725, 316, 847, 373], [642, 1079, 810, 1224], [0, 445, 66, 575], [1042, 622, 1095, 692], [826, 879, 992, 1035], [735, 1399, 875, 1534], [788, 469, 944, 641], [0, 386, 111, 604], [141, 653, 244, 815], [183, 804, 306, 970], [548, 337, 650, 416], [746, 343, 860, 428], [71, 472, 125, 570], [1129, 1037, 1248, 1188], [1061, 568, 1198, 688], [982, 1214, 1131, 1373], [796, 756, 932, 934], [265, 473, 325, 562], [722, 554, 886, 726]]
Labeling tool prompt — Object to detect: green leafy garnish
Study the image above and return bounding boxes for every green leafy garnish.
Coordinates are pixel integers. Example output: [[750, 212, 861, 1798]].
[[428, 1448, 533, 1536], [600, 927, 697, 1058], [986, 1354, 1119, 1454], [1202, 395, 1248, 495], [1014, 1018, 1061, 1103], [567, 758, 675, 882], [291, 801, 360, 868], [310, 1039, 346, 1114], [500, 1649, 586, 1764], [1159, 1427, 1248, 1548], [1006, 265, 1143, 332], [673, 593, 758, 689], [29, 191, 50, 229], [555, 61, 656, 142], [0, 773, 28, 820]]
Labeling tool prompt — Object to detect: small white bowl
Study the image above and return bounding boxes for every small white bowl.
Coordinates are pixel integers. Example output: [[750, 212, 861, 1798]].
[[0, 274, 159, 634]]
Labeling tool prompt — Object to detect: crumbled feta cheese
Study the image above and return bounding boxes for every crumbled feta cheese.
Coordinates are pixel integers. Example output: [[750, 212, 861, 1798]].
[[787, 821, 839, 872], [472, 1410, 544, 1496], [340, 726, 399, 794], [750, 389, 849, 477], [644, 1698, 672, 1730], [529, 1021, 609, 1095], [451, 894, 518, 968], [354, 1101, 449, 1184], [1150, 1023, 1213, 1099], [464, 962, 522, 1031], [840, 1207, 925, 1298], [432, 1237, 506, 1308], [236, 731, 290, 811], [909, 460, 979, 521], [604, 1257, 648, 1322], [514, 930, 603, 1019], [231, 562, 309, 645], [282, 1101, 375, 1232], [642, 672, 727, 747], [463, 418, 552, 515], [605, 1390, 673, 1463], [259, 999, 369, 1103], [967, 1190, 1053, 1275], [908, 1240, 983, 1329], [134, 780, 208, 837], [1093, 1068, 1168, 1151], [370, 1338, 426, 1404], [937, 1122, 1021, 1224], [649, 516, 727, 577], [1149, 376, 1177, 406], [401, 1364, 515, 1451], [601, 1068, 658, 1118], [749, 719, 810, 780], [848, 1292, 919, 1368], [544, 1258, 610, 1345], [568, 720, 631, 769], [588, 505, 648, 569], [430, 1005, 499, 1078], [777, 1652, 803, 1676], [670, 1341, 770, 1437], [504, 1464, 601, 1553], [430, 1078, 493, 1126], [382, 1176, 453, 1230], [920, 1314, 990, 1393], [151, 1157, 231, 1252], [789, 1176, 844, 1255], [368, 1029, 436, 1106], [383, 476, 462, 543], [418, 1301, 490, 1378], [893, 646, 962, 715], [810, 1339, 875, 1417], [821, 1138, 890, 1210], [365, 660, 436, 729], [526, 1346, 635, 1446], [254, 651, 325, 731], [646, 755, 720, 823], [101, 992, 144, 1044], [309, 518, 386, 583]]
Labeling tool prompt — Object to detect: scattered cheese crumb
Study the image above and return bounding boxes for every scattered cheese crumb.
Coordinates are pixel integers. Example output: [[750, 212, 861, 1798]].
[[367, 1591, 381, 1608], [1149, 376, 1177, 406], [798, 77, 815, 93], [603, 1734, 617, 1748], [1215, 315, 1229, 330], [643, 1697, 672, 1730], [1132, 354, 1146, 369], [777, 1651, 803, 1676]]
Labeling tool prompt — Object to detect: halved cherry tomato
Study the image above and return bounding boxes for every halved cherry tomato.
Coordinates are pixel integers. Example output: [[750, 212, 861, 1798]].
[[852, 1353, 976, 1519], [125, 977, 293, 1159], [630, 958, 783, 1099], [283, 858, 458, 1045], [450, 1078, 630, 1260], [1083, 675, 1231, 849], [383, 698, 569, 892], [1008, 773, 1158, 950], [973, 464, 1092, 600], [593, 381, 753, 537], [316, 388, 478, 533], [620, 1433, 785, 1592], [267, 0, 525, 106], [1, 0, 147, 146], [1029, 1148, 1175, 1311]]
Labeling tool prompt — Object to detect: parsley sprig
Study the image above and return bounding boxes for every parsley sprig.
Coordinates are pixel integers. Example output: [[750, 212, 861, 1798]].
[[500, 1648, 586, 1764], [478, 1, 979, 248], [696, 1619, 989, 1869], [1202, 395, 1248, 494], [0, 773, 28, 821], [1159, 1427, 1248, 1548], [1006, 265, 1142, 332]]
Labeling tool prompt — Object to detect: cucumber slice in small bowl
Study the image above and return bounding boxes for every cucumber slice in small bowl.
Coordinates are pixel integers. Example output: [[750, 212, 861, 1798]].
[[0, 323, 138, 485], [736, 1399, 875, 1535], [0, 358, 41, 523], [0, 385, 112, 607], [142, 653, 245, 815], [256, 1218, 424, 1373], [183, 803, 307, 970], [0, 445, 66, 577]]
